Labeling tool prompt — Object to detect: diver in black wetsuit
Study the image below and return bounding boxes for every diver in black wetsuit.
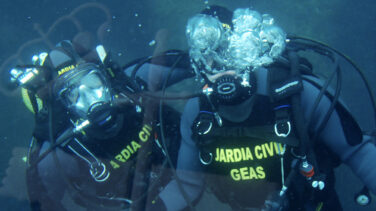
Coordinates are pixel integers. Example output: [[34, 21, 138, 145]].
[[152, 6, 376, 211], [8, 39, 194, 211]]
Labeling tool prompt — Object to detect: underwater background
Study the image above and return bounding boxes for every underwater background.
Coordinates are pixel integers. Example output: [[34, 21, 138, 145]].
[[0, 0, 375, 210]]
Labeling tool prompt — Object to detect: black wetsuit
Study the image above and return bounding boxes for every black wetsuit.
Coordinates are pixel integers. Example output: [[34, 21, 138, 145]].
[[158, 67, 376, 211]]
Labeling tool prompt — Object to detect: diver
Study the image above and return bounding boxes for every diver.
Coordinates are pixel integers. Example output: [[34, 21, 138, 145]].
[[151, 5, 376, 211], [8, 37, 194, 211]]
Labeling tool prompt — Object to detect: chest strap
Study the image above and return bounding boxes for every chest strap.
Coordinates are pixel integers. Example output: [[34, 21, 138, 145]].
[[203, 125, 299, 147]]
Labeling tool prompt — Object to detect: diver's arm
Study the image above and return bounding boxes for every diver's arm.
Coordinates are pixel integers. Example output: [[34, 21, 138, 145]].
[[27, 141, 82, 210], [122, 62, 194, 91], [37, 142, 82, 195], [158, 97, 205, 211], [301, 80, 376, 194]]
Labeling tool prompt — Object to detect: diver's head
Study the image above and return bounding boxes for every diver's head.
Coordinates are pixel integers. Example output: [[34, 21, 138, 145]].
[[53, 63, 121, 136], [187, 6, 286, 105]]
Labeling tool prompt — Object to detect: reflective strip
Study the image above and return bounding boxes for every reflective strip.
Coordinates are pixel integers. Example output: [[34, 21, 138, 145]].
[[315, 202, 323, 211], [21, 88, 43, 113], [274, 81, 299, 93]]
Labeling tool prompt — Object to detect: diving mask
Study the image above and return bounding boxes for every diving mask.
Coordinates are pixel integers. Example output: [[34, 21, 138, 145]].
[[54, 63, 113, 122]]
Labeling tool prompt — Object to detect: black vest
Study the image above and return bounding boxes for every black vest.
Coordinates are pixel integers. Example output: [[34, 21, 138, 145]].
[[194, 95, 299, 208]]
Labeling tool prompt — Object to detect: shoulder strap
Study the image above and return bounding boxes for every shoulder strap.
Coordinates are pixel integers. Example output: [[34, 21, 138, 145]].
[[205, 125, 299, 147], [267, 57, 305, 103]]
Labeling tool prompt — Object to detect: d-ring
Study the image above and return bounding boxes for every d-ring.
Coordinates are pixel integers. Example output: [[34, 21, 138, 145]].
[[199, 151, 213, 165], [274, 121, 291, 137]]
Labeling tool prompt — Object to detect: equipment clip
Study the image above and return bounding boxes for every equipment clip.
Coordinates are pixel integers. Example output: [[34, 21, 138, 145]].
[[274, 121, 291, 137]]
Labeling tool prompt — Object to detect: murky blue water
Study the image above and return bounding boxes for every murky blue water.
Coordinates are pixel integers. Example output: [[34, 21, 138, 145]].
[[0, 1, 375, 210]]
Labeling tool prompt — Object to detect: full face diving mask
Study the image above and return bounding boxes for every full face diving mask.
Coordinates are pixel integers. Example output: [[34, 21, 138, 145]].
[[54, 63, 115, 128]]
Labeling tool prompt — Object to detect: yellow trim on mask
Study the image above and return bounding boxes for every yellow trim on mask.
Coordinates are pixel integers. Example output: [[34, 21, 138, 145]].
[[21, 88, 43, 113], [58, 64, 76, 76], [222, 23, 231, 30]]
